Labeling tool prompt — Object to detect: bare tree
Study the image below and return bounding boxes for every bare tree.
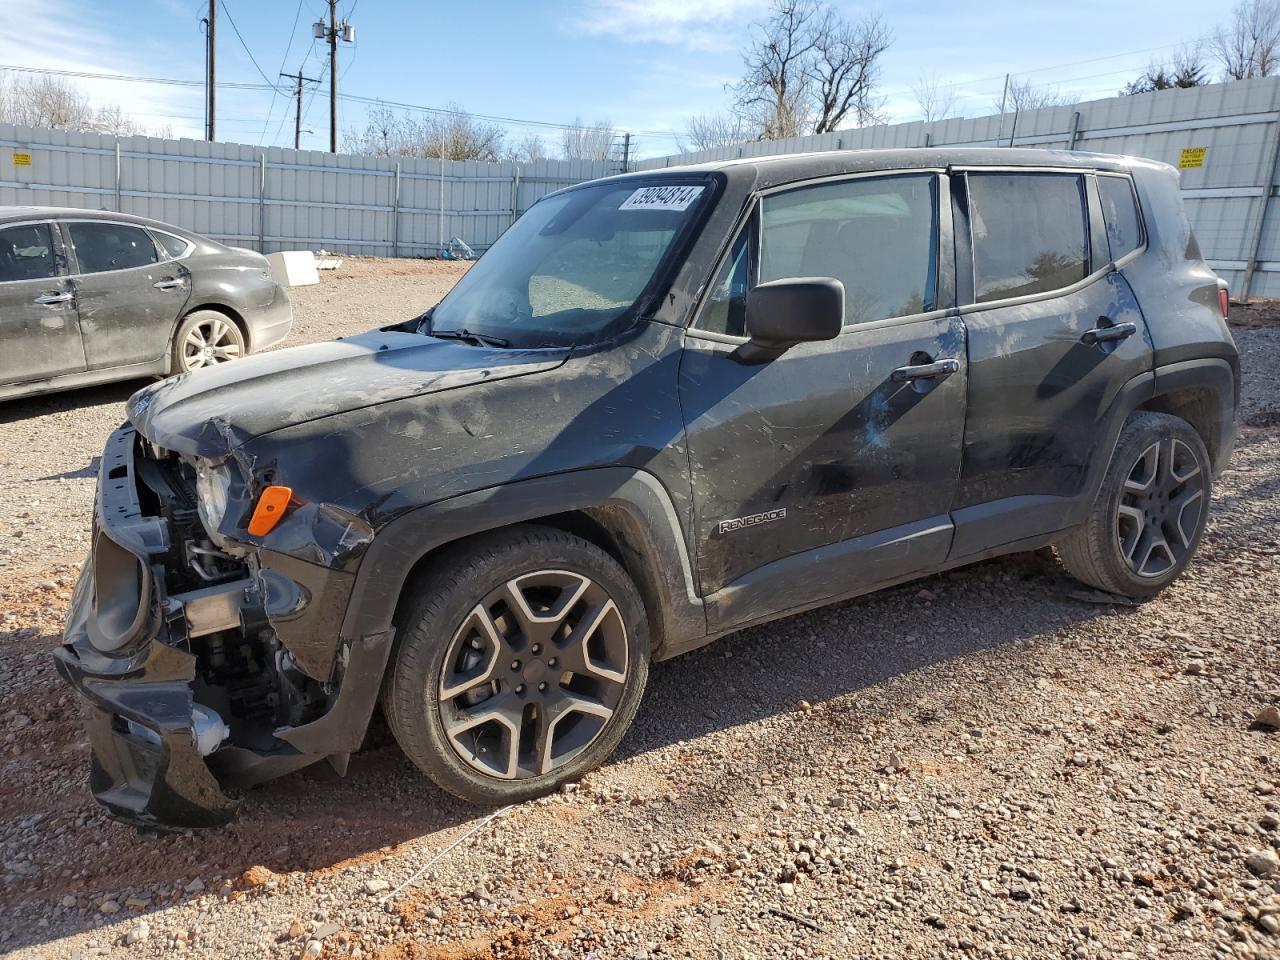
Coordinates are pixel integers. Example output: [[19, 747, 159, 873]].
[[347, 104, 401, 157], [733, 0, 819, 139], [431, 107, 505, 161], [911, 72, 959, 122], [0, 74, 148, 135], [732, 0, 892, 139], [995, 77, 1073, 114], [561, 118, 616, 161], [1210, 0, 1280, 79], [345, 103, 504, 161], [684, 112, 752, 150], [808, 10, 892, 131], [1122, 45, 1209, 94], [508, 133, 549, 163]]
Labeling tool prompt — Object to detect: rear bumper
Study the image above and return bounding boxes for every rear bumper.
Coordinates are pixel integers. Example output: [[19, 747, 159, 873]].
[[246, 284, 293, 353]]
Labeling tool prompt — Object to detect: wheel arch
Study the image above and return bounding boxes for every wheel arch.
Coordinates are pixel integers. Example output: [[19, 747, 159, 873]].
[[1140, 358, 1237, 475], [340, 468, 708, 662]]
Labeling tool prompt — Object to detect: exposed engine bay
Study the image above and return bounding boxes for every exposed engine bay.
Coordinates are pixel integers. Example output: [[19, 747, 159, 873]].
[[133, 442, 331, 755]]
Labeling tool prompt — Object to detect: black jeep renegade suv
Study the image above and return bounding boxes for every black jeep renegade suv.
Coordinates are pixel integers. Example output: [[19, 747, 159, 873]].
[[55, 148, 1237, 827]]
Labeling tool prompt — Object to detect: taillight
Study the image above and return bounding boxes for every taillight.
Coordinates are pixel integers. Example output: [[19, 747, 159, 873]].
[[1219, 288, 1229, 320]]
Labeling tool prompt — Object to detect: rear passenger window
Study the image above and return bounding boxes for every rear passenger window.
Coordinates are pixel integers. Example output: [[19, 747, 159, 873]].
[[969, 173, 1088, 303], [68, 221, 158, 274], [1097, 175, 1143, 261], [759, 174, 937, 325], [0, 223, 58, 282]]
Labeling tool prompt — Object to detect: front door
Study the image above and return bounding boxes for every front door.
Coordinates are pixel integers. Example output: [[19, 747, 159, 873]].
[[679, 172, 967, 632], [0, 220, 85, 387], [949, 170, 1153, 557], [62, 219, 190, 370]]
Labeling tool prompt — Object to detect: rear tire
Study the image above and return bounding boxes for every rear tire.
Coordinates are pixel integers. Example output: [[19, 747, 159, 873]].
[[1057, 412, 1211, 599], [382, 525, 650, 805], [171, 309, 246, 374]]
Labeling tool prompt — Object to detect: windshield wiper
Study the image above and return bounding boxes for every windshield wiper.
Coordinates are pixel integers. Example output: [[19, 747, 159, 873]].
[[426, 327, 511, 348]]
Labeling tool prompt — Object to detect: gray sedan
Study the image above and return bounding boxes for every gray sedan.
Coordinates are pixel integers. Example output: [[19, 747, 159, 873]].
[[0, 207, 291, 401]]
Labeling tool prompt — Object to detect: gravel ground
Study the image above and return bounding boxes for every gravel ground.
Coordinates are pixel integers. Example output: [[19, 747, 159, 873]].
[[1, 265, 1277, 960]]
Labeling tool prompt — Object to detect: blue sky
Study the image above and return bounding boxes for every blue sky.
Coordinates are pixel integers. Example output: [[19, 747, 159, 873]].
[[0, 0, 1229, 159]]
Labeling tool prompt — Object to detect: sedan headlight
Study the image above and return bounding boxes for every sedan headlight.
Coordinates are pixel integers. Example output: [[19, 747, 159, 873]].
[[195, 460, 232, 534]]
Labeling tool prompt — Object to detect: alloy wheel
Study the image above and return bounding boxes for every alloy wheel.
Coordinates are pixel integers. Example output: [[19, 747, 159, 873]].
[[1116, 437, 1205, 578], [437, 570, 630, 780], [181, 317, 242, 371]]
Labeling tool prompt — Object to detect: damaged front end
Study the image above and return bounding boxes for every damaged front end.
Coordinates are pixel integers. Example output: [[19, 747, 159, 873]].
[[54, 423, 391, 828]]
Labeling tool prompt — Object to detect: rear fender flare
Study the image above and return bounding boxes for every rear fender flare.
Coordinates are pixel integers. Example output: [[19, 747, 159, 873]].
[[1073, 358, 1235, 528], [1149, 357, 1237, 475]]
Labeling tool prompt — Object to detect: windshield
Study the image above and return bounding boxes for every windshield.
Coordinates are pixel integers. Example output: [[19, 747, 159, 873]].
[[428, 178, 713, 348]]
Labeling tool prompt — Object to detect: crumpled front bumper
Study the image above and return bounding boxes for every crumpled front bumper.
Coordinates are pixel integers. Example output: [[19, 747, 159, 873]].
[[53, 423, 393, 829], [54, 565, 240, 828]]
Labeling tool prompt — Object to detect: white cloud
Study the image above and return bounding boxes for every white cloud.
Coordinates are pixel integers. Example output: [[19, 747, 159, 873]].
[[0, 0, 209, 138], [574, 0, 765, 51]]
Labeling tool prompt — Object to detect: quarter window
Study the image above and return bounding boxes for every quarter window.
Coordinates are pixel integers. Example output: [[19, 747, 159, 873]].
[[969, 173, 1088, 303], [700, 229, 750, 336], [153, 231, 191, 259], [759, 174, 938, 325], [68, 221, 158, 274], [1097, 175, 1142, 261], [0, 222, 58, 282]]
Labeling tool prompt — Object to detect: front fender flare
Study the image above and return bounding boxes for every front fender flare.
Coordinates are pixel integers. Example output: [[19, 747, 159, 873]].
[[339, 468, 707, 660]]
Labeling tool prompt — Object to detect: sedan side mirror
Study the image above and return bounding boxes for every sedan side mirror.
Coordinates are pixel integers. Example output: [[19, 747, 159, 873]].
[[734, 277, 845, 363]]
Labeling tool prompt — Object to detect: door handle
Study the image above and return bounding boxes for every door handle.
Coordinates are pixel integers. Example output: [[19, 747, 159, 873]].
[[153, 278, 185, 290], [1081, 320, 1137, 345], [33, 292, 73, 305], [891, 357, 959, 382]]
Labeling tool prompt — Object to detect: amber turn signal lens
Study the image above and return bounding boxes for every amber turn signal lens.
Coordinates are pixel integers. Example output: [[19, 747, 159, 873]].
[[247, 485, 293, 537]]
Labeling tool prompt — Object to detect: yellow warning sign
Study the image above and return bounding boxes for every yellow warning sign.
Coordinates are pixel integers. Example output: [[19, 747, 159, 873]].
[[1178, 147, 1206, 169], [12, 152, 31, 166]]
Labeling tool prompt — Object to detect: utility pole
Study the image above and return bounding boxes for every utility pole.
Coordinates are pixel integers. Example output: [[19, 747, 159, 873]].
[[996, 72, 1010, 146], [280, 67, 320, 150], [205, 0, 216, 141], [315, 2, 355, 153], [621, 132, 631, 173]]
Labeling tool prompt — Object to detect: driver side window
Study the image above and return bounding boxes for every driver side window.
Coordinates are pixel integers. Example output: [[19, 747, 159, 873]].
[[760, 174, 938, 326]]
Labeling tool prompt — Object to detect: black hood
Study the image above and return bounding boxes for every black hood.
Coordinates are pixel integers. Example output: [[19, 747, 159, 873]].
[[127, 329, 568, 457]]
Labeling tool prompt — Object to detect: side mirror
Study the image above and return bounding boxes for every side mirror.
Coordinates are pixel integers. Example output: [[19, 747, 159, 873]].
[[735, 277, 845, 363]]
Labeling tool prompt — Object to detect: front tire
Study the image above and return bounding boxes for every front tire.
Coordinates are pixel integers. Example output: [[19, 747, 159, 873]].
[[1057, 412, 1211, 599], [382, 525, 650, 805]]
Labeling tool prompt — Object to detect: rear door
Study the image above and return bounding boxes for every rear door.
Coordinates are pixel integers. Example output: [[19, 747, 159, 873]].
[[63, 219, 190, 370], [679, 171, 967, 631], [0, 220, 85, 387], [949, 168, 1152, 557]]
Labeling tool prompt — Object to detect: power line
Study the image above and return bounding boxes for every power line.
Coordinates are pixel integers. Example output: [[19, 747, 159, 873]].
[[219, 1, 285, 92], [0, 62, 673, 138], [257, 0, 310, 145], [297, 57, 330, 145], [0, 62, 260, 91]]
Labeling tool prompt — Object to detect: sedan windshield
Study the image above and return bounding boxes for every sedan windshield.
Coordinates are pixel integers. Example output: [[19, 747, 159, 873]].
[[428, 179, 713, 348]]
